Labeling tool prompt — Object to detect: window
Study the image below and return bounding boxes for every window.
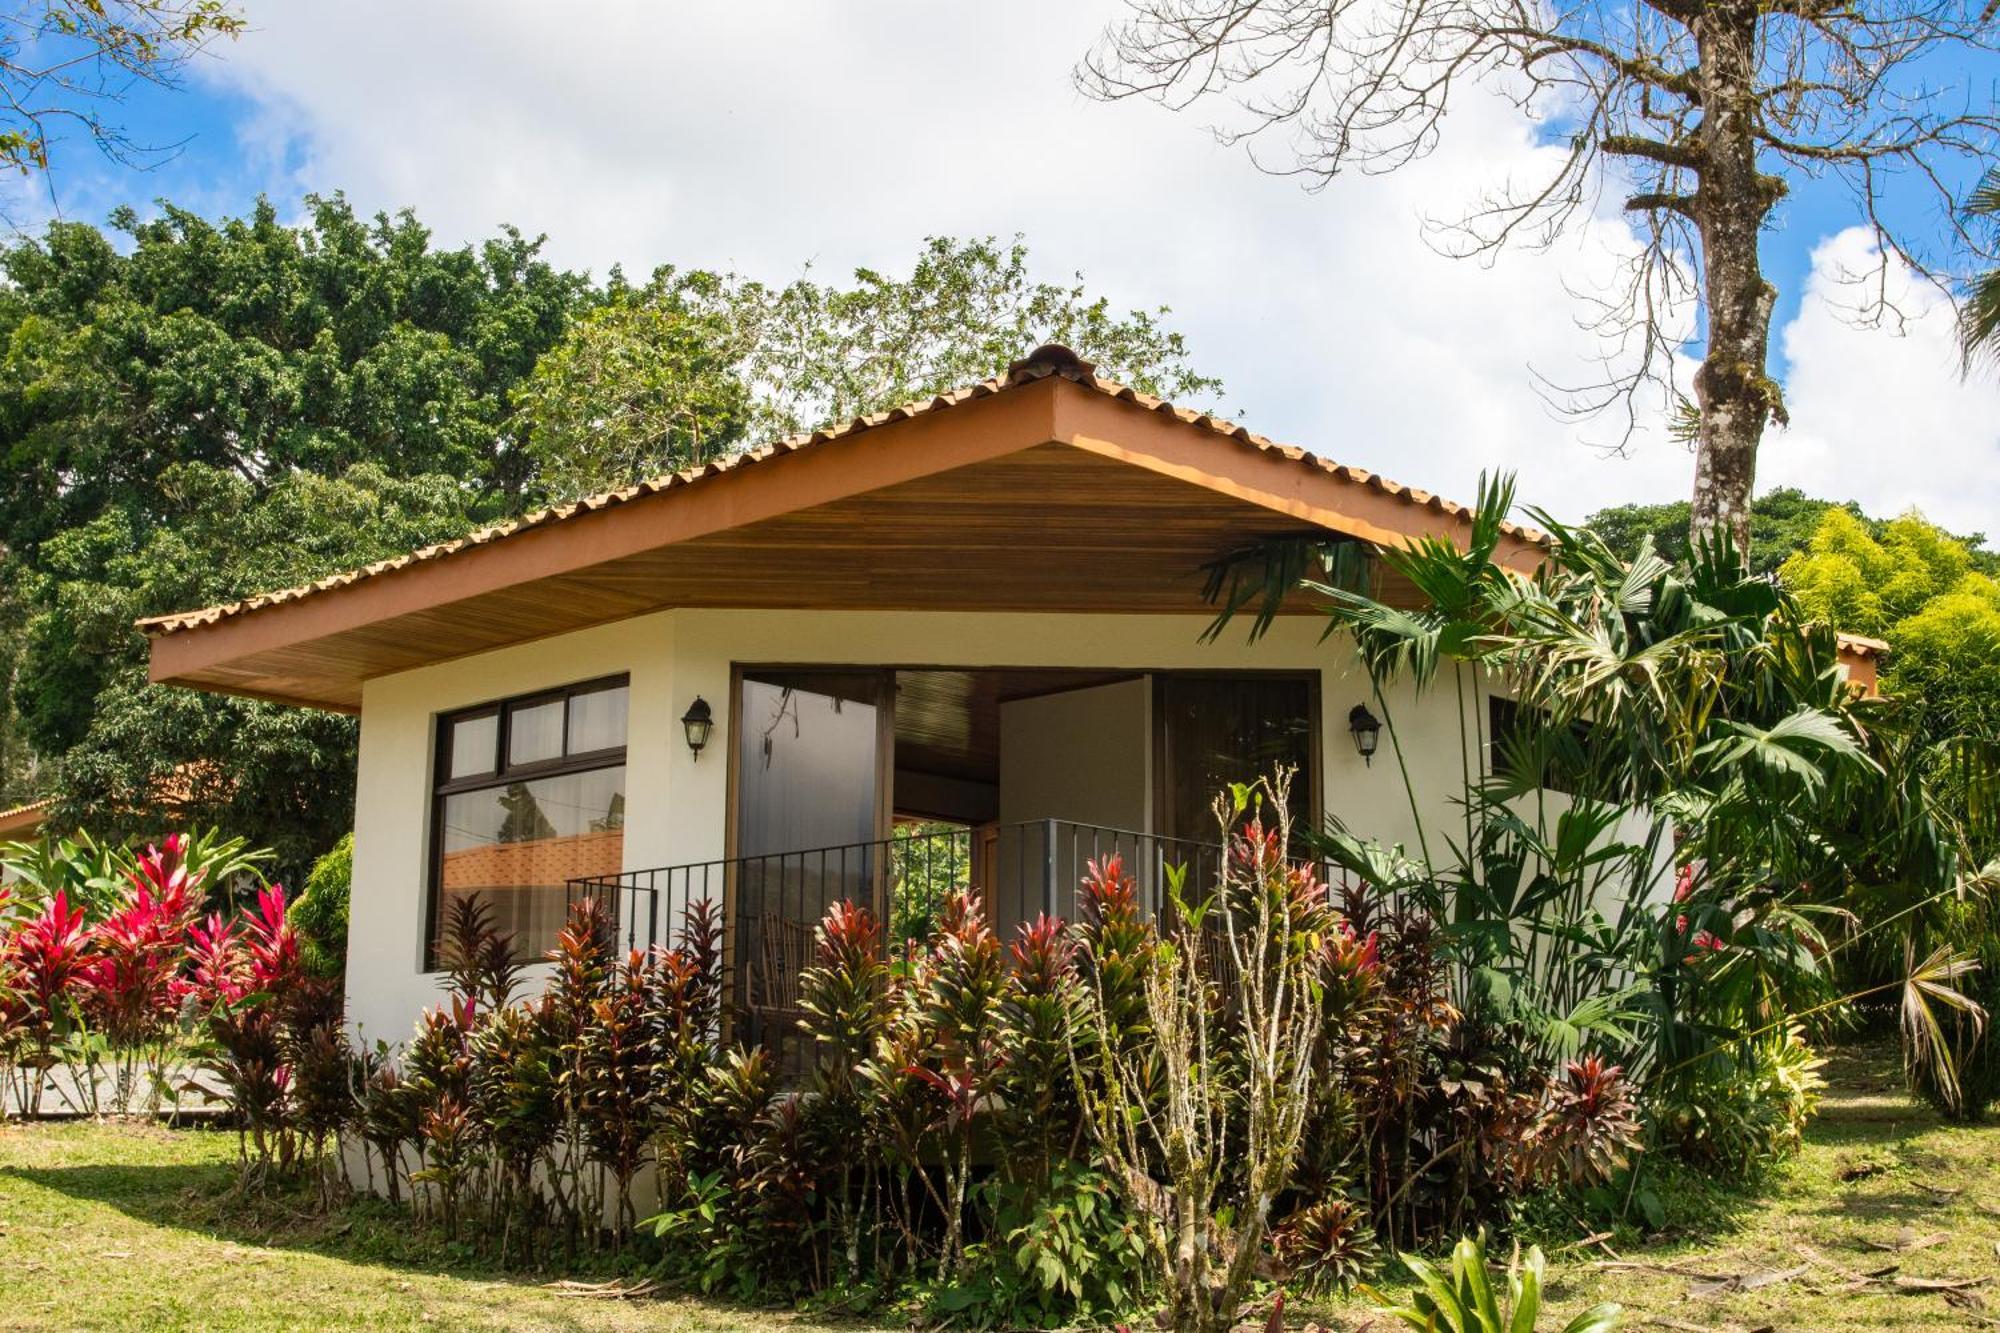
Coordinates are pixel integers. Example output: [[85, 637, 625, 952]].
[[1488, 696, 1590, 795], [429, 676, 629, 967]]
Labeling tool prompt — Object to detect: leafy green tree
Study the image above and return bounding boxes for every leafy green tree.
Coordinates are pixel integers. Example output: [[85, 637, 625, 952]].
[[0, 195, 598, 865], [0, 571, 39, 804], [514, 282, 752, 502], [1585, 489, 1863, 576], [1588, 490, 1998, 581], [723, 235, 1223, 438], [0, 194, 598, 551], [515, 236, 1226, 499], [1783, 509, 2000, 746], [20, 463, 475, 881]]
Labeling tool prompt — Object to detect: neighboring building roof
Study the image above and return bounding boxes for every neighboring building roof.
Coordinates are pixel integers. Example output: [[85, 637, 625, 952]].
[[1835, 632, 1887, 695], [0, 798, 51, 841], [139, 346, 1545, 639]]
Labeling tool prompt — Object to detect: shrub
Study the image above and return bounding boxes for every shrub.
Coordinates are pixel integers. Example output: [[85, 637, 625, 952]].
[[1909, 903, 2000, 1121], [941, 1163, 1147, 1328], [292, 833, 352, 979], [1654, 1027, 1825, 1172]]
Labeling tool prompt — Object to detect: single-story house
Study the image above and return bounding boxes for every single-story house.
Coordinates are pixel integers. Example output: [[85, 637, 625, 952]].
[[139, 345, 1882, 1047]]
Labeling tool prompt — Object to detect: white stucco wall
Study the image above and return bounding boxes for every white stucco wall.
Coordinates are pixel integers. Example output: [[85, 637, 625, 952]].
[[344, 608, 1480, 1047]]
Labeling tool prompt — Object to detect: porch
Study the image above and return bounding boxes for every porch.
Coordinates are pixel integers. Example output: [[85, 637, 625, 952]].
[[568, 817, 1226, 1048], [554, 662, 1326, 1048]]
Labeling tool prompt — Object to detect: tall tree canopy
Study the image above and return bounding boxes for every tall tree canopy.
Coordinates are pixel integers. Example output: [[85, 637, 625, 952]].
[[518, 237, 1225, 502], [1082, 0, 2000, 552], [0, 199, 1221, 874], [1587, 489, 1998, 576], [0, 194, 595, 551]]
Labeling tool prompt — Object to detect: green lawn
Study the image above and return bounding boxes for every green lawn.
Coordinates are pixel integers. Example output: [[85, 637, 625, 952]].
[[1520, 1043, 2000, 1331], [0, 1122, 850, 1332], [0, 1046, 1994, 1330]]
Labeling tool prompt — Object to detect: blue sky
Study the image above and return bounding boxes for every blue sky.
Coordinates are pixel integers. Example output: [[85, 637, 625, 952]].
[[15, 3, 1998, 532]]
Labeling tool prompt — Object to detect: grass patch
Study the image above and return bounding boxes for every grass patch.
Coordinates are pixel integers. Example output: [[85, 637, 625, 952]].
[[0, 1043, 1993, 1329], [1313, 1042, 2000, 1330], [0, 1121, 862, 1331]]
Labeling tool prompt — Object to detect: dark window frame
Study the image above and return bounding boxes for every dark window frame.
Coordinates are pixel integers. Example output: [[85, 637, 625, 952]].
[[1487, 695, 1591, 795], [425, 673, 630, 971]]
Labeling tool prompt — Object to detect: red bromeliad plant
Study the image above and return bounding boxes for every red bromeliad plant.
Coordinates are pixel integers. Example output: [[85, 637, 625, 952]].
[[77, 842, 203, 1113], [7, 890, 90, 1115]]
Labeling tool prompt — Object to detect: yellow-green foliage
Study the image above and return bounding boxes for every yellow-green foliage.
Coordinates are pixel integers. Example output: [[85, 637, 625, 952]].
[[1782, 509, 2000, 737], [1781, 509, 1976, 635]]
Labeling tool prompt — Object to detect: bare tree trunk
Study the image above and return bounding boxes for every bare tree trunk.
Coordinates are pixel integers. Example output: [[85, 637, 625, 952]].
[[1689, 0, 1783, 559]]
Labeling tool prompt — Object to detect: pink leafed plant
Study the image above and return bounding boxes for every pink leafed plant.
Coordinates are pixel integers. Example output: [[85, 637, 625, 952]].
[[75, 842, 205, 1113], [242, 884, 301, 993], [10, 890, 90, 1029], [6, 890, 91, 1115], [183, 912, 252, 1008]]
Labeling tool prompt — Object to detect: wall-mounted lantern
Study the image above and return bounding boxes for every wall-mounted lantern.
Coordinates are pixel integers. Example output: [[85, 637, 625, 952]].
[[681, 696, 714, 761], [1348, 703, 1382, 766]]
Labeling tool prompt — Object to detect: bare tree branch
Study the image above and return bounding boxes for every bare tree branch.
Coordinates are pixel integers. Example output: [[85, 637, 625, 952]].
[[1080, 0, 2000, 547]]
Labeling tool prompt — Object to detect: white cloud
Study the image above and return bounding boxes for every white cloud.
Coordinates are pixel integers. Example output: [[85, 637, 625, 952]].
[[181, 2, 1992, 530], [1770, 228, 2000, 537]]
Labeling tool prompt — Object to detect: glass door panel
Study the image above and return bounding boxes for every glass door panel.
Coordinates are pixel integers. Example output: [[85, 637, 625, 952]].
[[1156, 675, 1316, 848], [733, 669, 890, 1043]]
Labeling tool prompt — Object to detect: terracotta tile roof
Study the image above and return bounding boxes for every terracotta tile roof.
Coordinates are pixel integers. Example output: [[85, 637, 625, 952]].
[[0, 798, 51, 839], [138, 344, 1548, 638]]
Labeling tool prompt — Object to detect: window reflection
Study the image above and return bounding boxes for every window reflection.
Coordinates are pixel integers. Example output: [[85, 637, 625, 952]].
[[507, 698, 565, 767], [438, 767, 626, 961]]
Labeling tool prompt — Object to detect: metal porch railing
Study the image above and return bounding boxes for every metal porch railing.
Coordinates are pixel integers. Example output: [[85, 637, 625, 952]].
[[567, 818, 1363, 1050]]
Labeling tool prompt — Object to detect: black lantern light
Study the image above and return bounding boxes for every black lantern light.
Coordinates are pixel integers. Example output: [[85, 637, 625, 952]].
[[1347, 703, 1382, 766], [681, 696, 714, 760]]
